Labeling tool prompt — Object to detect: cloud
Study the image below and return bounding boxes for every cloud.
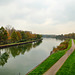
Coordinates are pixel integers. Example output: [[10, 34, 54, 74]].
[[64, 1, 75, 21], [0, 0, 75, 34], [0, 0, 14, 5]]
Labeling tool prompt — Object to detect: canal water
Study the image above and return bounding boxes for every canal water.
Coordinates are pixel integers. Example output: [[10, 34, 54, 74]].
[[0, 38, 63, 75]]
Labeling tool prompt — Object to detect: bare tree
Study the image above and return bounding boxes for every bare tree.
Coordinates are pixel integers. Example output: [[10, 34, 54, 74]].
[[5, 25, 15, 36]]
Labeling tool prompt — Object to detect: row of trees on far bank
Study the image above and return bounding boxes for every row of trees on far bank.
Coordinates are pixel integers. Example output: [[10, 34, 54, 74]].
[[43, 33, 75, 40], [55, 33, 75, 39], [0, 26, 42, 45]]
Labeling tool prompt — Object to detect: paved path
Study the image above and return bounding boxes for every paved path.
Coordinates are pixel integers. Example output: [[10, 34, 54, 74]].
[[43, 39, 75, 75]]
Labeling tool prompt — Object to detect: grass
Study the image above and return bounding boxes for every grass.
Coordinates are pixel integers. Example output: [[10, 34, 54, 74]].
[[0, 40, 33, 46], [27, 39, 72, 75], [73, 39, 75, 44], [56, 50, 75, 75], [0, 39, 41, 47]]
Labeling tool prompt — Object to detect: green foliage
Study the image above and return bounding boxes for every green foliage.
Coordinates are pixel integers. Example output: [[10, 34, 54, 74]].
[[0, 26, 42, 45], [64, 33, 75, 39], [9, 43, 33, 57], [16, 31, 22, 41], [56, 50, 75, 75], [20, 31, 27, 40], [73, 39, 75, 44], [36, 34, 42, 39], [56, 33, 75, 39], [0, 27, 8, 44], [0, 52, 9, 66], [11, 31, 18, 42], [28, 39, 72, 75]]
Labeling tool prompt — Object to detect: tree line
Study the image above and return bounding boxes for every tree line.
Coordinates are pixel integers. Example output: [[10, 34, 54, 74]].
[[43, 33, 75, 39], [56, 33, 75, 39], [0, 26, 42, 45]]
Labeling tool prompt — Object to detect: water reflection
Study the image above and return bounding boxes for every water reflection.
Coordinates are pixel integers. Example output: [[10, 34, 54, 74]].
[[33, 40, 42, 48], [0, 52, 9, 66], [0, 40, 42, 66]]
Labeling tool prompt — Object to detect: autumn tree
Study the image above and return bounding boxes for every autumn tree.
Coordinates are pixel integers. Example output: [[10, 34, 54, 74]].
[[7, 31, 11, 40], [5, 25, 12, 36], [25, 32, 32, 39], [5, 25, 15, 37], [16, 31, 22, 41], [31, 34, 37, 39]]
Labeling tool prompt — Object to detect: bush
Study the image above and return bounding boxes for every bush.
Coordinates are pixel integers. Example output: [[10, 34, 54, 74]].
[[53, 40, 70, 52]]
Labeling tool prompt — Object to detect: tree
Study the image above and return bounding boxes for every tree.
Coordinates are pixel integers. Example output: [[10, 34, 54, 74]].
[[0, 27, 8, 44], [36, 34, 42, 39], [20, 31, 27, 40], [25, 32, 32, 39], [16, 31, 22, 41], [31, 34, 37, 39], [11, 31, 18, 42], [7, 31, 11, 40], [0, 52, 9, 66], [5, 25, 15, 37]]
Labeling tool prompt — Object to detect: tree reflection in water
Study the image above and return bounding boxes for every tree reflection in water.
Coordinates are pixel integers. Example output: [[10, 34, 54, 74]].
[[0, 52, 9, 66], [33, 40, 42, 48], [0, 40, 42, 66]]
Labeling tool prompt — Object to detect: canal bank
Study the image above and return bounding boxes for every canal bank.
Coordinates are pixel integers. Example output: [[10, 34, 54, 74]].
[[0, 39, 42, 49]]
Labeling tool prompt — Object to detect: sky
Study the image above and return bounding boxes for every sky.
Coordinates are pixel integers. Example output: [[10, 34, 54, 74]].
[[0, 0, 75, 34]]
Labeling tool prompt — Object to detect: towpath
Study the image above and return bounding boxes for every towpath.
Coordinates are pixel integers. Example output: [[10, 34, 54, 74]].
[[43, 39, 75, 75]]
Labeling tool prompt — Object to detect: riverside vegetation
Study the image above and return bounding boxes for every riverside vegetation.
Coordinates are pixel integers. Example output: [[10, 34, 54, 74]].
[[27, 39, 72, 75], [0, 26, 42, 46]]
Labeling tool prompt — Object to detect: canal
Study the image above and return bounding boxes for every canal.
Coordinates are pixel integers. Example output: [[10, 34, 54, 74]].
[[0, 38, 63, 75]]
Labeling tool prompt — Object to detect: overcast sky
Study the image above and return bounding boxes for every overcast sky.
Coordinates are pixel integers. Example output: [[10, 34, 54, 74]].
[[0, 0, 75, 34]]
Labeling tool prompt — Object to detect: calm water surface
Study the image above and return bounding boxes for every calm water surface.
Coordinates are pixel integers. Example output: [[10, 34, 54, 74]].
[[0, 38, 63, 75]]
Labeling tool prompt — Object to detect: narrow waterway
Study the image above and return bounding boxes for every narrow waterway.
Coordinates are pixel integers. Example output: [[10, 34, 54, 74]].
[[0, 38, 63, 75]]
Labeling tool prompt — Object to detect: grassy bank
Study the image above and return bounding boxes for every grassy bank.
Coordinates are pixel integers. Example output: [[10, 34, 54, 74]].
[[73, 39, 75, 44], [0, 39, 42, 48], [27, 39, 72, 75], [56, 50, 75, 75]]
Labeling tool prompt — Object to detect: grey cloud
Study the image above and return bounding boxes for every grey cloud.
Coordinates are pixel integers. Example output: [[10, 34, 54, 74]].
[[27, 12, 47, 24], [0, 0, 75, 34], [29, 17, 46, 24], [17, 0, 48, 10], [23, 2, 48, 9], [11, 11, 47, 24], [51, 0, 75, 24], [0, 0, 14, 5], [64, 2, 75, 21], [11, 13, 27, 20]]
